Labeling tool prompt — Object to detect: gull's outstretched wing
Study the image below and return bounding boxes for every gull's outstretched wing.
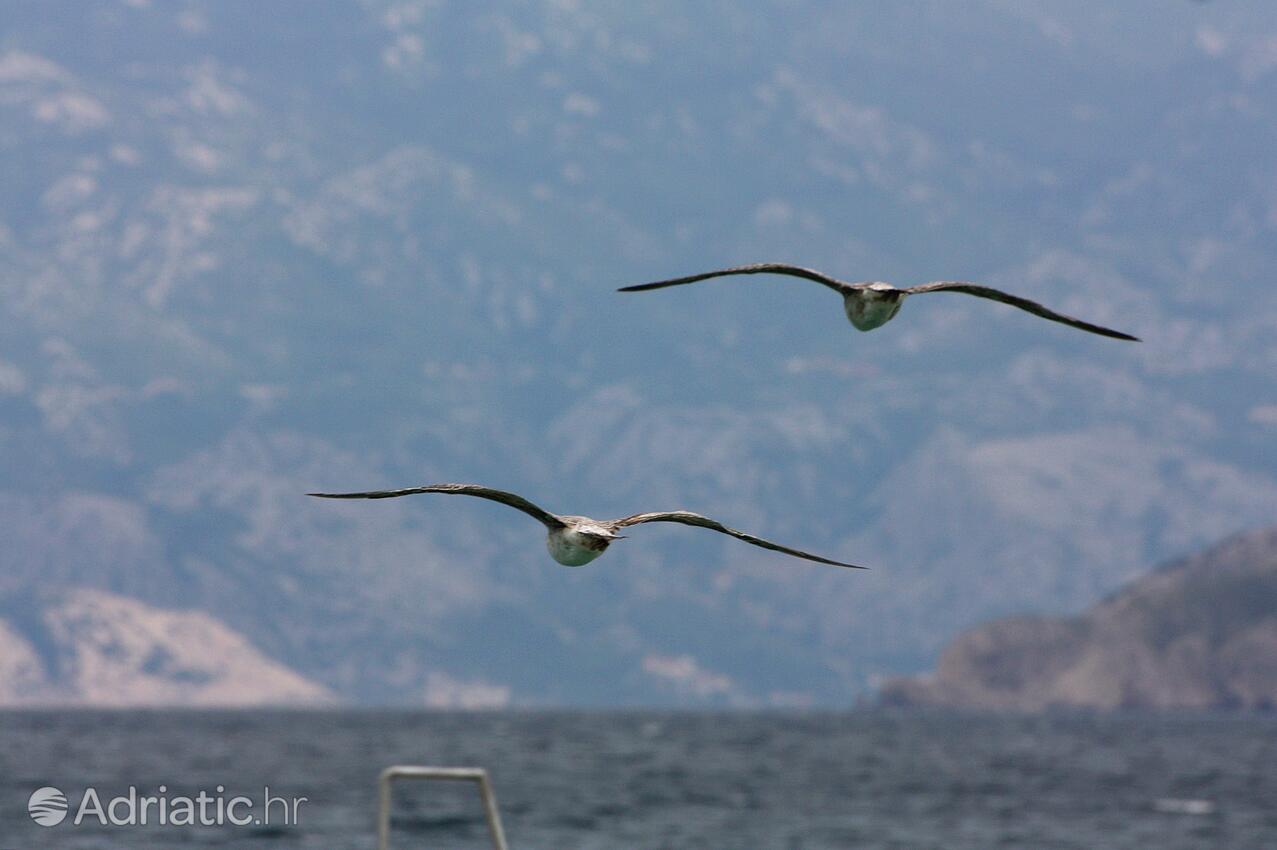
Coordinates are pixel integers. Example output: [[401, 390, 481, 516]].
[[308, 483, 566, 528], [903, 281, 1140, 341], [611, 510, 865, 569], [619, 263, 853, 295]]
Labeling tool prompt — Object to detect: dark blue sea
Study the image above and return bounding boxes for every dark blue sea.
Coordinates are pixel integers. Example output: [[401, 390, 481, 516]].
[[2, 710, 1276, 849]]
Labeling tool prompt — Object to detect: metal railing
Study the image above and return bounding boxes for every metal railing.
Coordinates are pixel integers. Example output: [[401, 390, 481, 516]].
[[377, 766, 510, 850]]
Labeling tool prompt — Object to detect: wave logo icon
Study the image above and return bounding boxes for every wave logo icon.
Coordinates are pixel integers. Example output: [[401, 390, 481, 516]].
[[28, 786, 69, 826]]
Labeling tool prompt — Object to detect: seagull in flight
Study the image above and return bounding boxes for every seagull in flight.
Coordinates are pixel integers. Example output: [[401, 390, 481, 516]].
[[308, 483, 863, 569], [619, 263, 1140, 341]]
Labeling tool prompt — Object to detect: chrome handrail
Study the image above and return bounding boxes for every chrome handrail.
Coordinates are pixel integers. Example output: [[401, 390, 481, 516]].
[[377, 766, 509, 850]]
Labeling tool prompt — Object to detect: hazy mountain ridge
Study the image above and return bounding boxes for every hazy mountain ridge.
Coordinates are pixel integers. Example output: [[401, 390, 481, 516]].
[[881, 525, 1277, 711], [0, 1, 1275, 704], [0, 587, 331, 706]]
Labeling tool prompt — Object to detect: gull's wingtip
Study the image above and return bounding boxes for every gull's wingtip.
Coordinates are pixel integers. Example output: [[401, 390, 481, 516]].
[[1095, 325, 1140, 342], [819, 556, 869, 569]]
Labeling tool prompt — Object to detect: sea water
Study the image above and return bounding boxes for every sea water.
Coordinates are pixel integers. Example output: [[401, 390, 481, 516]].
[[2, 709, 1275, 849]]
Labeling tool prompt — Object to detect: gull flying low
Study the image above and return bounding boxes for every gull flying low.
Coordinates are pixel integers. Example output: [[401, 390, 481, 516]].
[[308, 483, 863, 569]]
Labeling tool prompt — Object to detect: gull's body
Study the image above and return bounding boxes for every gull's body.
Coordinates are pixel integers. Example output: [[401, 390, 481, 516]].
[[308, 483, 863, 569], [620, 263, 1140, 341], [845, 283, 906, 331], [546, 517, 622, 566]]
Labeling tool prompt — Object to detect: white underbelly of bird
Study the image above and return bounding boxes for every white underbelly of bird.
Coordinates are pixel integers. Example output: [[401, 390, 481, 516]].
[[843, 289, 904, 331], [546, 526, 614, 566]]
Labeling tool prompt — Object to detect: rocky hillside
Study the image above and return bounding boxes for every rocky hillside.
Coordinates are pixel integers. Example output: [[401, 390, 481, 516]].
[[1, 2, 1275, 704], [0, 588, 332, 706], [880, 526, 1277, 711]]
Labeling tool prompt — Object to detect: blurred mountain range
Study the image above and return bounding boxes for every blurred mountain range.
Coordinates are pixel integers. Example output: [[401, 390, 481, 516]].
[[1, 0, 1275, 705], [881, 525, 1277, 711], [0, 587, 332, 706]]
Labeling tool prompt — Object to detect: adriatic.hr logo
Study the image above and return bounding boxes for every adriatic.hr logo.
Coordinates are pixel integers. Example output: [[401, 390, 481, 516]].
[[24, 785, 307, 828], [27, 787, 68, 826]]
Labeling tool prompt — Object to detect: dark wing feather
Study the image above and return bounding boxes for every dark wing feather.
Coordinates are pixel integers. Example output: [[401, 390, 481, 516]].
[[619, 263, 853, 294], [308, 483, 565, 528], [903, 281, 1139, 341], [611, 511, 865, 569]]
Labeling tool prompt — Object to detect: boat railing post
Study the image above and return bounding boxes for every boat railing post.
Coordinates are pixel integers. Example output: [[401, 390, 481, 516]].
[[377, 765, 509, 850]]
